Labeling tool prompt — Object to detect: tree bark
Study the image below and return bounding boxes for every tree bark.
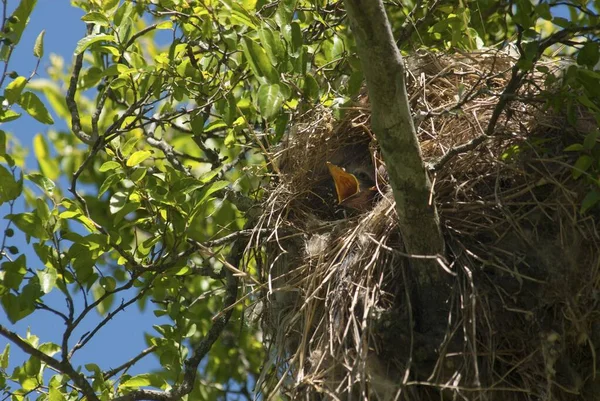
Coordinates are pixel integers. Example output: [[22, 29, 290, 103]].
[[342, 0, 445, 279]]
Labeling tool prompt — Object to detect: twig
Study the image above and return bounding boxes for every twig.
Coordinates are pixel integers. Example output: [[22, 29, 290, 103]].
[[66, 25, 96, 145], [103, 346, 158, 380]]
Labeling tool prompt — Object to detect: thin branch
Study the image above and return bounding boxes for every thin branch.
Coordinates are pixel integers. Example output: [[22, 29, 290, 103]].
[[68, 288, 149, 359], [122, 23, 161, 52], [66, 25, 96, 145], [103, 346, 158, 380]]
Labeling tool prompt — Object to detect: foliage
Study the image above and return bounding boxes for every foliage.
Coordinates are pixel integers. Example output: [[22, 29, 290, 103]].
[[0, 0, 599, 400]]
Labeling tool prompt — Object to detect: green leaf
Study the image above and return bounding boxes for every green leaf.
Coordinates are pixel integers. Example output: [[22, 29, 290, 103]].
[[49, 384, 66, 401], [7, 212, 47, 240], [19, 92, 54, 124], [227, 2, 257, 29], [535, 3, 552, 20], [109, 191, 128, 214], [572, 155, 593, 179], [257, 84, 285, 120], [2, 255, 26, 290], [156, 20, 173, 30], [197, 181, 229, 205], [564, 143, 584, 152], [33, 134, 59, 179], [126, 150, 152, 167], [130, 167, 147, 182], [258, 26, 285, 64], [100, 276, 116, 292], [81, 11, 110, 27], [5, 76, 27, 104], [0, 165, 21, 204], [275, 0, 296, 27], [99, 173, 123, 196], [303, 75, 319, 101], [37, 268, 57, 294], [120, 373, 164, 388], [0, 109, 21, 122], [290, 22, 302, 57], [121, 137, 139, 156], [27, 173, 55, 194], [102, 0, 120, 12], [225, 128, 236, 148], [577, 94, 600, 112], [348, 70, 364, 96], [241, 38, 279, 83], [581, 190, 600, 213], [33, 29, 45, 58], [1, 293, 34, 323], [3, 0, 37, 50], [74, 34, 115, 55], [0, 344, 9, 369], [38, 342, 60, 357], [577, 42, 599, 69], [92, 283, 113, 316], [583, 130, 599, 150], [27, 79, 70, 120], [99, 161, 121, 172]]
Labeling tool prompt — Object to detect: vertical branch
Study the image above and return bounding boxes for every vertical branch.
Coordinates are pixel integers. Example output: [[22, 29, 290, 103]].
[[342, 0, 445, 269], [342, 0, 450, 365]]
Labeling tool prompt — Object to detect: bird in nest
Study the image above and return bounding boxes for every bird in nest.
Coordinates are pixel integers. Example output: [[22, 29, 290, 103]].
[[326, 158, 387, 212]]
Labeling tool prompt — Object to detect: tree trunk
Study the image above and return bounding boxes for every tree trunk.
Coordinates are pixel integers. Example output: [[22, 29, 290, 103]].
[[343, 0, 449, 362]]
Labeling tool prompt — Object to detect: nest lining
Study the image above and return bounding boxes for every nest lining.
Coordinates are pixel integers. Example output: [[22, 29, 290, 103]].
[[252, 49, 600, 400]]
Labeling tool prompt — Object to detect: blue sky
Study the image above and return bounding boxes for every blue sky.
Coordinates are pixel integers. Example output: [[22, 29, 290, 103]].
[[1, 0, 162, 377]]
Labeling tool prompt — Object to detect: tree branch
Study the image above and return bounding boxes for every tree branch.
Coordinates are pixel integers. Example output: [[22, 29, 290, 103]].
[[66, 25, 96, 145], [0, 325, 101, 401], [342, 0, 445, 266]]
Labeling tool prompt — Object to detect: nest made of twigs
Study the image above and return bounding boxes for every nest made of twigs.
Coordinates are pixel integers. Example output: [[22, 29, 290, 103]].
[[252, 49, 600, 401]]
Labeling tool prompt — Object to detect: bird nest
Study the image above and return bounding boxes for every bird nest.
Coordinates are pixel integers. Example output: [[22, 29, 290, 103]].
[[251, 49, 600, 400]]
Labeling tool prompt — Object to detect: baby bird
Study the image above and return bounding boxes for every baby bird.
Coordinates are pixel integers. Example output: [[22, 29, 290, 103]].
[[326, 161, 381, 211]]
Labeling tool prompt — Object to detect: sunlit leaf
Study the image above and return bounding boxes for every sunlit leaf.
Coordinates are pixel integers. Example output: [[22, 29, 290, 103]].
[[74, 34, 115, 55], [242, 37, 279, 83], [0, 165, 21, 204], [19, 92, 54, 124], [37, 268, 57, 294], [33, 134, 59, 179], [81, 11, 110, 27], [7, 212, 47, 240], [0, 109, 21, 122], [33, 29, 45, 58], [109, 191, 128, 214], [258, 84, 285, 120], [5, 76, 27, 104], [127, 150, 152, 166], [0, 344, 9, 369], [99, 161, 121, 172]]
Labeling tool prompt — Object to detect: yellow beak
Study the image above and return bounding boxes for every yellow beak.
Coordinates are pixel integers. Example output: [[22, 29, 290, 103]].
[[326, 162, 360, 204]]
